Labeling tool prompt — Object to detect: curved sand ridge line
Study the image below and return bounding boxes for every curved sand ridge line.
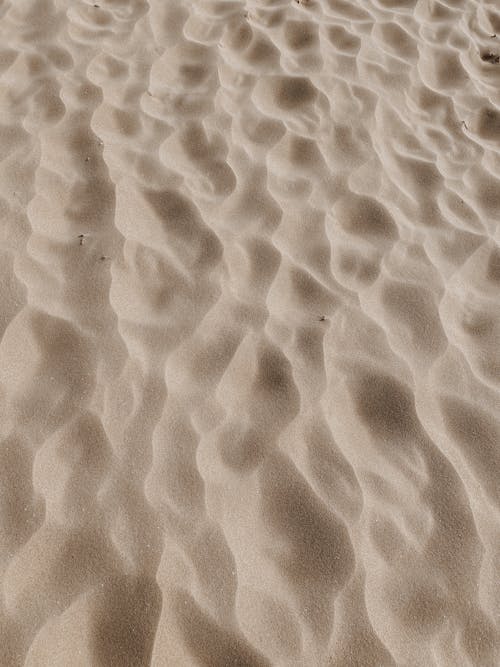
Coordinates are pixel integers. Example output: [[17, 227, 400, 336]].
[[0, 0, 499, 665]]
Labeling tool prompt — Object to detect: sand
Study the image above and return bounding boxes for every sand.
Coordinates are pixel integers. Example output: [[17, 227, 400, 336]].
[[0, 0, 499, 665]]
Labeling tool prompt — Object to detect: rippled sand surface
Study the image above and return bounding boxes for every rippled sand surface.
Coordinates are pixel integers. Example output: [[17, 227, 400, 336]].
[[1, 0, 500, 665]]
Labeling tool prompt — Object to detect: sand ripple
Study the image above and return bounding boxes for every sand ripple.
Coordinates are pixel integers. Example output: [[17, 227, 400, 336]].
[[0, 0, 499, 665]]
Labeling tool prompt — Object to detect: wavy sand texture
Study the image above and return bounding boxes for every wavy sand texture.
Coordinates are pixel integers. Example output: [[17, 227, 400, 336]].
[[0, 0, 499, 665]]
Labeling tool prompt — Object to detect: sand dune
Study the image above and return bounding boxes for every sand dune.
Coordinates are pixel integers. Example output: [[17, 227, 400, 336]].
[[0, 0, 499, 665]]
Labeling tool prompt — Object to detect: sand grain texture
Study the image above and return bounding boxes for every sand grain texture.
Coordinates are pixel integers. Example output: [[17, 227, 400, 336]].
[[0, 0, 499, 665]]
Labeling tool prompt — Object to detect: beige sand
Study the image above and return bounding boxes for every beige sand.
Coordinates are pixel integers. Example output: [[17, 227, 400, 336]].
[[1, 0, 499, 665]]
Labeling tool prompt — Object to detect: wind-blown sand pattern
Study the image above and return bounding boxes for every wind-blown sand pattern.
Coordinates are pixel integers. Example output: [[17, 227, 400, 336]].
[[0, 0, 499, 665]]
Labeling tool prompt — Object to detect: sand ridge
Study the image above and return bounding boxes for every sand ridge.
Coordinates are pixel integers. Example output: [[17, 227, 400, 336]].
[[0, 0, 499, 665]]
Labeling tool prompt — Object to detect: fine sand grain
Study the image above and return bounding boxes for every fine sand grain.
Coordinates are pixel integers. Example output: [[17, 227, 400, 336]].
[[1, 0, 499, 665]]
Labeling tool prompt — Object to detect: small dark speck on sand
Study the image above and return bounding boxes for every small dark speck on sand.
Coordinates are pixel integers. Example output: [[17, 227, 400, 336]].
[[100, 255, 110, 261], [318, 315, 326, 322], [85, 156, 90, 162], [481, 52, 500, 63], [78, 234, 85, 245]]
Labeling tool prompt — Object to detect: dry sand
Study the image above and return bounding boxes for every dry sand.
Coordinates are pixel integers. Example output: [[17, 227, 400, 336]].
[[1, 0, 500, 665]]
